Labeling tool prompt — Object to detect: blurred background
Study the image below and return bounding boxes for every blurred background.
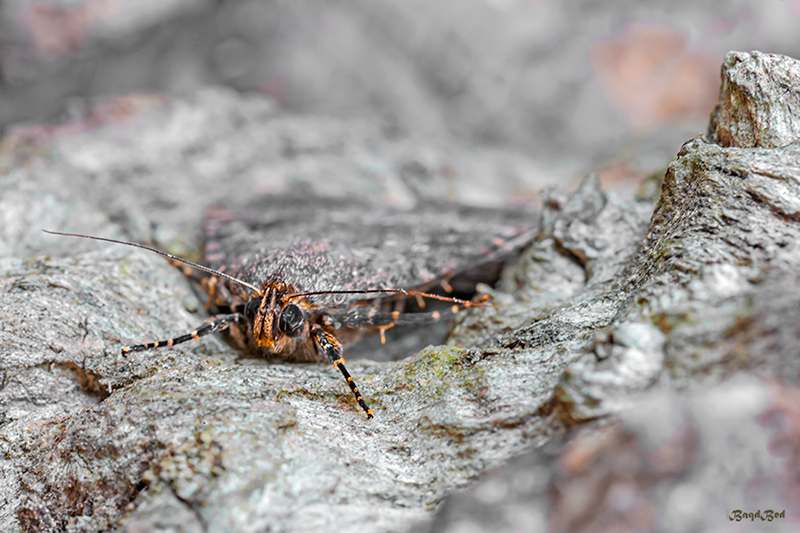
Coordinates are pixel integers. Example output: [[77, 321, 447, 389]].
[[1, 0, 798, 195]]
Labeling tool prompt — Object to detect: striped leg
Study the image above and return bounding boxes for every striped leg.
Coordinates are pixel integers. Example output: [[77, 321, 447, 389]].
[[121, 314, 243, 355], [311, 324, 374, 419]]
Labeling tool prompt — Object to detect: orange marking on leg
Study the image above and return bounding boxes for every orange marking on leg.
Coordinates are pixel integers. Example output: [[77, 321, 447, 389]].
[[414, 294, 426, 308], [451, 305, 459, 314], [432, 310, 441, 320], [167, 339, 174, 346], [440, 279, 453, 293], [152, 341, 160, 348], [191, 330, 199, 340], [378, 320, 396, 345], [205, 277, 219, 310], [391, 310, 400, 321]]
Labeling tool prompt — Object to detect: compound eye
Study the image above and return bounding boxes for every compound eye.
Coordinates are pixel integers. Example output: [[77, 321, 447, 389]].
[[244, 298, 260, 321], [278, 303, 304, 336]]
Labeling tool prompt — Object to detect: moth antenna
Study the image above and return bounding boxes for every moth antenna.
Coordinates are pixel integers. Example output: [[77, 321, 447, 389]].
[[285, 289, 492, 308], [43, 230, 263, 297]]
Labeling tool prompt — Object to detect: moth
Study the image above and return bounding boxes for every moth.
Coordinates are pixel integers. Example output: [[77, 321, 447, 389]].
[[46, 195, 534, 418]]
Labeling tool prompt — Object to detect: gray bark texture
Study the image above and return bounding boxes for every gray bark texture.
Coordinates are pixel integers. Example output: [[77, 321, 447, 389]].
[[1, 50, 799, 532]]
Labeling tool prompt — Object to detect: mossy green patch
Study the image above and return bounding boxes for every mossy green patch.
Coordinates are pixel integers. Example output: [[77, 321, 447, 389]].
[[651, 309, 694, 334], [385, 346, 490, 404]]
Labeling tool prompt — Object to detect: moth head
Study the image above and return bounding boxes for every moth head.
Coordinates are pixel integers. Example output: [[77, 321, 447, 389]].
[[244, 294, 306, 348]]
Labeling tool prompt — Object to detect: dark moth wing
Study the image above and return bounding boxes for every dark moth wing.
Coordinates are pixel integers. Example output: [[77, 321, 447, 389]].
[[203, 195, 536, 306]]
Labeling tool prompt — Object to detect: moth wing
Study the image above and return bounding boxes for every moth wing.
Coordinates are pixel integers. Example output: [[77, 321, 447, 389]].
[[203, 195, 535, 306]]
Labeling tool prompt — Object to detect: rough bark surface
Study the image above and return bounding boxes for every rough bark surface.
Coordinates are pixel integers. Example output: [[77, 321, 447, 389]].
[[1, 51, 799, 532], [437, 51, 800, 533], [708, 51, 800, 149]]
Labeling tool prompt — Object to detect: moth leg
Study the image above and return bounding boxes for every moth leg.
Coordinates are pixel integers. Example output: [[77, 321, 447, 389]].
[[169, 259, 233, 310], [121, 313, 243, 355], [310, 324, 374, 419], [201, 275, 235, 310], [325, 304, 468, 344], [439, 276, 454, 294]]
